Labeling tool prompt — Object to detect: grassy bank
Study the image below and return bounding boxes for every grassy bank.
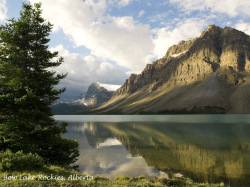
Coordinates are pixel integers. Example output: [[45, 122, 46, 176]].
[[0, 168, 226, 187]]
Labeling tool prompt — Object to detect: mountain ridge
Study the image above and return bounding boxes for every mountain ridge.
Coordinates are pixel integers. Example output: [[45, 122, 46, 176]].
[[93, 25, 250, 114]]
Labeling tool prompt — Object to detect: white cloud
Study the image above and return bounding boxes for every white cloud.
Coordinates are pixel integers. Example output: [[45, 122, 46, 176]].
[[138, 10, 145, 18], [169, 0, 250, 17], [99, 83, 121, 91], [113, 16, 136, 31], [152, 18, 208, 58], [148, 12, 169, 23], [118, 0, 133, 7], [30, 0, 153, 73], [235, 21, 250, 35], [106, 0, 134, 8], [0, 0, 7, 21], [50, 45, 128, 100]]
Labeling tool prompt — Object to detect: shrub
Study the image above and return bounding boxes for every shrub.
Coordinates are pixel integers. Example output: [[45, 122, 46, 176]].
[[0, 150, 44, 172]]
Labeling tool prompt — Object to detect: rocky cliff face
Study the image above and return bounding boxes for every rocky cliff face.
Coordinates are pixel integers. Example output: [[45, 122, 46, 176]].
[[83, 82, 114, 106], [97, 25, 250, 114]]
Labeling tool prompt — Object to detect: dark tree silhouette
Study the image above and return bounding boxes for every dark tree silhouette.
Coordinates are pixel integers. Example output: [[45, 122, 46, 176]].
[[0, 3, 79, 167]]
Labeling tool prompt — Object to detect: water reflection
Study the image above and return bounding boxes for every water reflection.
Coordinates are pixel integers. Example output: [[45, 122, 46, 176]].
[[63, 122, 168, 179], [61, 117, 250, 186]]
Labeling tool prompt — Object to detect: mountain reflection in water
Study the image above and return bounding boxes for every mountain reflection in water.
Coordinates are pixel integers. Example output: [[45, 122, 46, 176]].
[[57, 115, 250, 187]]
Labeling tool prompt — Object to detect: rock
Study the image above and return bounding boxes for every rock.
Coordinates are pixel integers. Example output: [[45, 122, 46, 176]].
[[82, 82, 114, 106]]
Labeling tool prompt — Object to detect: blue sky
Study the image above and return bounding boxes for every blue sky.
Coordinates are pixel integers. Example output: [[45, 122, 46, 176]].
[[1, 0, 250, 100]]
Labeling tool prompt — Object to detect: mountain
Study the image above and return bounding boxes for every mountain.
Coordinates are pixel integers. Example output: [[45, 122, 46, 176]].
[[51, 82, 114, 114], [83, 82, 114, 106], [94, 25, 250, 114]]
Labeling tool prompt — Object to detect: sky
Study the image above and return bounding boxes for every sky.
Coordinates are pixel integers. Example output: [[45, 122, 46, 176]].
[[1, 0, 250, 101]]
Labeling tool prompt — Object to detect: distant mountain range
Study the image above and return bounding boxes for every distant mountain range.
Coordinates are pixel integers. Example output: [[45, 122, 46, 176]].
[[51, 82, 114, 114], [91, 25, 250, 114]]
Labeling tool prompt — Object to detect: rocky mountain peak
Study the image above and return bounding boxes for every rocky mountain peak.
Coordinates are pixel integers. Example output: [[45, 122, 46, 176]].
[[85, 82, 103, 99], [200, 24, 221, 35], [84, 82, 114, 106]]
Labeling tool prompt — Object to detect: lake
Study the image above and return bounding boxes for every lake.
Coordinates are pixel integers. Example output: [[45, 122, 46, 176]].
[[55, 115, 250, 187]]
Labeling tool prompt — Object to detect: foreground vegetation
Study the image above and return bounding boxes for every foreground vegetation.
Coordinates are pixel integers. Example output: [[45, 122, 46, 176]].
[[0, 150, 227, 186], [0, 172, 226, 187]]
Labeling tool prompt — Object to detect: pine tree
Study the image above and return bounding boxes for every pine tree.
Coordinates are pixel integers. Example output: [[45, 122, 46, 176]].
[[0, 3, 79, 167]]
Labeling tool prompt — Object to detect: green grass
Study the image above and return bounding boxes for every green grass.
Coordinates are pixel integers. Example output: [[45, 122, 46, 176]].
[[0, 169, 227, 187]]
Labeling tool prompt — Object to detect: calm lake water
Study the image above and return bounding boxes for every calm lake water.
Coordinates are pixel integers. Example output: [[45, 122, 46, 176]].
[[55, 115, 250, 187]]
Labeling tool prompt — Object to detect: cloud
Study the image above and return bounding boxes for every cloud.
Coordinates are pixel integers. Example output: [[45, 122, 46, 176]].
[[169, 0, 250, 17], [152, 18, 209, 58], [148, 12, 171, 24], [99, 83, 121, 91], [0, 0, 7, 21], [29, 0, 153, 73], [138, 10, 145, 18], [50, 45, 128, 100], [117, 0, 133, 7], [235, 21, 250, 35], [105, 0, 134, 8]]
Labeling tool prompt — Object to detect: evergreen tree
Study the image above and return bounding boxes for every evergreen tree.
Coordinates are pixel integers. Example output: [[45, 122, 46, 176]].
[[0, 3, 79, 167]]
